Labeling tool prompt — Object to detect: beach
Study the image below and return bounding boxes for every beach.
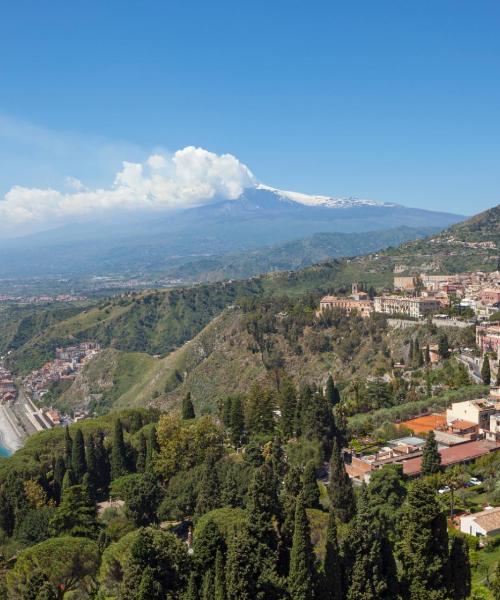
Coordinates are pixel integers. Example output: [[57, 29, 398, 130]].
[[0, 404, 24, 455]]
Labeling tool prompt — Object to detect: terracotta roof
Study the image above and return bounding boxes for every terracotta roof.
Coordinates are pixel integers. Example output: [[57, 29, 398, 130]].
[[449, 419, 478, 431], [403, 440, 500, 476]]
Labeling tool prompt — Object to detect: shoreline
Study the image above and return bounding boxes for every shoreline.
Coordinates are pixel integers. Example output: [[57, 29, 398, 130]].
[[0, 405, 24, 454]]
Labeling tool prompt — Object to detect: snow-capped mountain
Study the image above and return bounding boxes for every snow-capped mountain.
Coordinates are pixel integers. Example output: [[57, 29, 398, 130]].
[[256, 184, 398, 209], [0, 185, 464, 278]]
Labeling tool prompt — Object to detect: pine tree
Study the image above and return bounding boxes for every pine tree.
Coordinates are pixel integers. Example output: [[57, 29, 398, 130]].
[[399, 479, 450, 600], [302, 461, 320, 509], [64, 426, 72, 468], [111, 418, 128, 480], [421, 431, 441, 475], [194, 454, 221, 519], [482, 355, 491, 386], [136, 431, 147, 473], [328, 440, 356, 523], [50, 483, 98, 538], [448, 535, 471, 600], [280, 378, 297, 439], [71, 428, 87, 483], [321, 509, 343, 600], [182, 392, 196, 419], [214, 549, 226, 600], [288, 492, 316, 600]]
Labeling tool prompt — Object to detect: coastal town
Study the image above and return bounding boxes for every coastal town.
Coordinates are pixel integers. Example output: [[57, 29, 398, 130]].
[[0, 342, 100, 453]]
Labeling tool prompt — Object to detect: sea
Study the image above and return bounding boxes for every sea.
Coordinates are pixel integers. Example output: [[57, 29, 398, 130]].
[[0, 443, 10, 457]]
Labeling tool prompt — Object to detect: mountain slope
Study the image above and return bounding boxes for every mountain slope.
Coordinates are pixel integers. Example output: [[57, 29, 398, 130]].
[[6, 204, 497, 378], [0, 187, 463, 278], [160, 226, 440, 283]]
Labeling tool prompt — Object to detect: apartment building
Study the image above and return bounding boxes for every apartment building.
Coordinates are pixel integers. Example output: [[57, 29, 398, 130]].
[[374, 295, 440, 318]]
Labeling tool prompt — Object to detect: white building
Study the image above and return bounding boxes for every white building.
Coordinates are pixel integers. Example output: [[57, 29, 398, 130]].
[[460, 507, 500, 538]]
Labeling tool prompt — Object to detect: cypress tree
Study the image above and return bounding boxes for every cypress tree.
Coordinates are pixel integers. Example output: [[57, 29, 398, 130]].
[[94, 430, 110, 493], [247, 462, 280, 551], [322, 509, 343, 600], [61, 468, 74, 495], [497, 365, 500, 387], [302, 461, 320, 509], [438, 334, 450, 359], [425, 344, 431, 364], [71, 428, 87, 483], [328, 440, 356, 523], [145, 426, 159, 472], [85, 434, 98, 500], [111, 418, 128, 480], [325, 375, 340, 407], [288, 492, 316, 600], [346, 486, 398, 600], [52, 455, 66, 502], [421, 431, 441, 475], [137, 567, 162, 600], [448, 535, 471, 600], [229, 396, 245, 447], [482, 355, 491, 385], [225, 525, 260, 600], [184, 573, 199, 600], [136, 431, 147, 473], [201, 569, 215, 600], [281, 465, 303, 552], [194, 454, 221, 520], [399, 479, 450, 600], [408, 339, 414, 364], [280, 378, 297, 439], [182, 392, 196, 419], [64, 426, 72, 468], [214, 549, 226, 600], [193, 520, 224, 573]]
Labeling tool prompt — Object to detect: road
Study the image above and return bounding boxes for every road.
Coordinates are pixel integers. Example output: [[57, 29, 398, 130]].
[[457, 354, 482, 384]]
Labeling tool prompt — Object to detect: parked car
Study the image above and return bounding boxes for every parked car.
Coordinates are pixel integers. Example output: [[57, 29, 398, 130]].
[[438, 486, 451, 494], [468, 477, 482, 486]]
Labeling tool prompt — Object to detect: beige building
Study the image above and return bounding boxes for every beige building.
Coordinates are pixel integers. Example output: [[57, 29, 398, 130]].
[[446, 399, 497, 431], [319, 296, 374, 318], [374, 295, 440, 318]]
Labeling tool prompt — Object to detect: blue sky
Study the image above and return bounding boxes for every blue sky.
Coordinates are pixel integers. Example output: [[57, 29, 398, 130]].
[[0, 0, 499, 220]]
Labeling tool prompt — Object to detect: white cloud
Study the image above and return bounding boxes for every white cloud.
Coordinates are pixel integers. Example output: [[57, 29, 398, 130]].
[[0, 146, 256, 235]]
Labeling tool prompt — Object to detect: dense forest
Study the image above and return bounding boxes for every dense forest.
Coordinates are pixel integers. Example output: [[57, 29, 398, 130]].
[[0, 377, 492, 599]]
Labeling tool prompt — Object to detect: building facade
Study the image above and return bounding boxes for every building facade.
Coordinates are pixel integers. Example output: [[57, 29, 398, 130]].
[[374, 295, 440, 318]]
